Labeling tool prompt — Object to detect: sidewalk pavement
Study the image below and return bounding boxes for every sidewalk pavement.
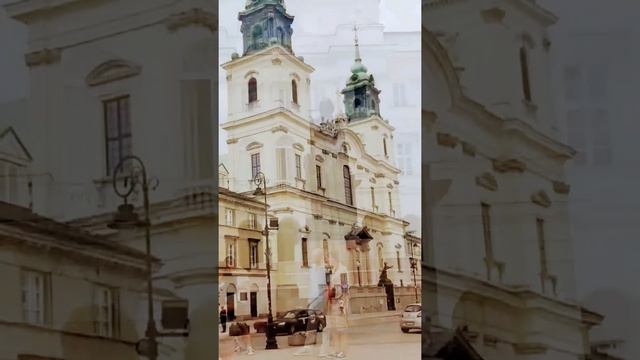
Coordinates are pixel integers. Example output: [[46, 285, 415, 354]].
[[219, 311, 402, 339]]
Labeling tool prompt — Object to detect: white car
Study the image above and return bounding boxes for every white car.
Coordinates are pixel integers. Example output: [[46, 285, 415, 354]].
[[401, 303, 422, 333]]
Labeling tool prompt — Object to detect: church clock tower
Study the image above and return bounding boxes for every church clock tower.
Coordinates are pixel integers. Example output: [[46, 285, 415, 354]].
[[221, 0, 315, 191], [343, 26, 395, 164]]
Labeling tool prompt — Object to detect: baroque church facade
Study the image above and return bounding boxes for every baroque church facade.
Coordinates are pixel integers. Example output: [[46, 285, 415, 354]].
[[219, 0, 421, 316]]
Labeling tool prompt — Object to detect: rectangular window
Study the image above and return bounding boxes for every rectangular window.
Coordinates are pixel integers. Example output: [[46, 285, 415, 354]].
[[370, 187, 376, 209], [251, 153, 261, 179], [396, 251, 402, 272], [383, 138, 388, 157], [21, 270, 48, 325], [240, 292, 248, 301], [563, 65, 581, 102], [393, 83, 407, 106], [567, 109, 587, 165], [226, 238, 237, 268], [323, 239, 330, 265], [343, 166, 353, 206], [248, 213, 257, 229], [588, 64, 608, 102], [481, 203, 494, 280], [104, 96, 132, 175], [590, 109, 612, 166], [295, 154, 302, 178], [537, 218, 548, 277], [388, 192, 393, 215], [301, 238, 309, 267], [249, 240, 259, 269], [181, 80, 213, 181], [316, 165, 322, 189], [94, 285, 118, 337], [520, 47, 532, 102], [276, 148, 287, 181], [225, 208, 235, 226]]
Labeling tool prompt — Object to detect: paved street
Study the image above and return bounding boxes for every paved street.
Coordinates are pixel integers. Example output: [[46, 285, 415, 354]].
[[221, 322, 421, 360]]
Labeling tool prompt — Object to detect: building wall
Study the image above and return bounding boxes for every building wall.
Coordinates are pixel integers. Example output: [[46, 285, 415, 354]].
[[0, 242, 144, 360], [422, 0, 595, 358], [218, 191, 270, 319]]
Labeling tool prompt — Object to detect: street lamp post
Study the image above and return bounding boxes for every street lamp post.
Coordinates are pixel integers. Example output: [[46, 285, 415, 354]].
[[252, 172, 278, 350], [409, 243, 419, 303], [108, 155, 187, 359]]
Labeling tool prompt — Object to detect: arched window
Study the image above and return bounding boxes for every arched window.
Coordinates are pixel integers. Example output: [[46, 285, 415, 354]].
[[268, 18, 274, 38], [519, 47, 532, 101], [323, 239, 330, 265], [354, 98, 362, 108], [343, 165, 353, 206], [277, 27, 285, 44], [248, 77, 257, 103], [291, 79, 298, 104]]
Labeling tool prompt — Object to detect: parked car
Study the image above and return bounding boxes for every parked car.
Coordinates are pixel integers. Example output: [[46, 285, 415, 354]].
[[274, 309, 327, 335], [401, 303, 422, 333]]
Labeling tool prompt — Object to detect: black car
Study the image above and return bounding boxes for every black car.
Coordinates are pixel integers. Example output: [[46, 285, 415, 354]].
[[274, 309, 327, 335]]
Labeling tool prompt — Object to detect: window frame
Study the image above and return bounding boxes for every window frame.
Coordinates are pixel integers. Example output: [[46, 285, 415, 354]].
[[301, 237, 309, 267], [343, 166, 353, 206], [251, 153, 261, 179], [103, 95, 132, 176], [295, 153, 302, 179], [519, 47, 532, 102], [21, 269, 49, 326], [315, 165, 322, 190], [248, 77, 258, 103], [291, 79, 298, 104]]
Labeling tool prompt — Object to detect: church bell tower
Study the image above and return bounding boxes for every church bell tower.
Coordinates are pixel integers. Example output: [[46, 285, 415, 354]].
[[239, 0, 295, 56]]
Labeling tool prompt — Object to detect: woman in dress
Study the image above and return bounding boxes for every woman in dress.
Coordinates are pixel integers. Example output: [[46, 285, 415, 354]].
[[325, 251, 349, 359]]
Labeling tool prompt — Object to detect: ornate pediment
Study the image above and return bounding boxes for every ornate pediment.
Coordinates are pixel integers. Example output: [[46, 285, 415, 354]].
[[86, 59, 142, 87], [246, 141, 264, 151], [531, 190, 551, 208], [0, 127, 32, 164], [318, 119, 339, 137]]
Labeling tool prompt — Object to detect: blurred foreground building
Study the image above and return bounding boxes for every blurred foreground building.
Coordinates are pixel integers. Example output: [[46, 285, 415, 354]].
[[423, 0, 605, 359]]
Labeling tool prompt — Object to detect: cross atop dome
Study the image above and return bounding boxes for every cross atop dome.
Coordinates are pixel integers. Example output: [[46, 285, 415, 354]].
[[341, 23, 381, 122]]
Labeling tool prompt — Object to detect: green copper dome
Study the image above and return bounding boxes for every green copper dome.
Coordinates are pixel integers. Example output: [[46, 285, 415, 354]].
[[351, 60, 368, 75]]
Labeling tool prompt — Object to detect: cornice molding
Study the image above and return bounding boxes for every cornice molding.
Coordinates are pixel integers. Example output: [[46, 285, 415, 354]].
[[25, 48, 62, 67], [165, 8, 217, 33], [513, 342, 548, 355], [493, 158, 527, 173], [531, 190, 552, 208], [475, 172, 498, 191], [552, 181, 570, 195], [436, 132, 459, 148]]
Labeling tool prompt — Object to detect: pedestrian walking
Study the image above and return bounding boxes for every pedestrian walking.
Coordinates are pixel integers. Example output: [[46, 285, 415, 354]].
[[220, 306, 228, 333], [230, 321, 255, 356], [325, 251, 350, 359], [294, 248, 329, 356], [328, 251, 350, 358]]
